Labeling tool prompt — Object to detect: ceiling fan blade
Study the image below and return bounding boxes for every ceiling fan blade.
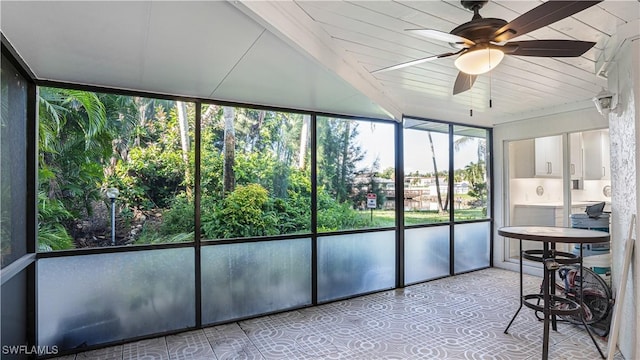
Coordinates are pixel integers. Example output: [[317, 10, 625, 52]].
[[491, 1, 602, 43], [371, 50, 462, 74], [502, 40, 596, 57], [453, 72, 477, 95], [406, 29, 475, 46]]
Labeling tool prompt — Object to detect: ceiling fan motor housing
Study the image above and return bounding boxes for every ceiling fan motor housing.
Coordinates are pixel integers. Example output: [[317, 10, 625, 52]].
[[450, 18, 508, 46], [461, 0, 488, 12]]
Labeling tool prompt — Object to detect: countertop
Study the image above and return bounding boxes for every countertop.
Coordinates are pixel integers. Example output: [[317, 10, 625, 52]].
[[514, 201, 610, 208]]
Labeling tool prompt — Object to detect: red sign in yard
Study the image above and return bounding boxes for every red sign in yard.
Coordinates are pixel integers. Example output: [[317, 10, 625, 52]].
[[366, 193, 377, 209]]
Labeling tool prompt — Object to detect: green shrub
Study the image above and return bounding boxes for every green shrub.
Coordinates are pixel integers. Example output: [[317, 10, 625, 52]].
[[317, 189, 369, 232], [112, 144, 187, 210], [135, 226, 193, 245], [160, 195, 195, 235], [273, 193, 310, 234], [37, 189, 75, 251], [38, 223, 74, 251], [202, 184, 277, 239]]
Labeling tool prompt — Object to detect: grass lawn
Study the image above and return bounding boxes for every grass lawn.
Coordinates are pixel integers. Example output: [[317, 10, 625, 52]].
[[356, 209, 485, 227]]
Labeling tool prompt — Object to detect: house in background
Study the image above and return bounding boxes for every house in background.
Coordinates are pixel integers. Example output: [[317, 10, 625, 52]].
[[1, 1, 639, 359]]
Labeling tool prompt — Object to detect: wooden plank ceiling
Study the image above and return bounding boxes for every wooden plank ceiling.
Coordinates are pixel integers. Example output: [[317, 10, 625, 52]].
[[2, 1, 638, 126]]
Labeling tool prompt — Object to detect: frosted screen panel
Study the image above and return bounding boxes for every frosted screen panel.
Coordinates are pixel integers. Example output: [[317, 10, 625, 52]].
[[201, 239, 311, 324], [454, 222, 490, 273], [38, 249, 195, 350], [318, 231, 395, 302], [405, 226, 450, 284], [2, 268, 28, 357], [1, 53, 28, 268]]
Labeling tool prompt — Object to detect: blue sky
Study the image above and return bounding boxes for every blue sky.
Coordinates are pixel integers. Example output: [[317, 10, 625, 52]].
[[354, 122, 481, 174]]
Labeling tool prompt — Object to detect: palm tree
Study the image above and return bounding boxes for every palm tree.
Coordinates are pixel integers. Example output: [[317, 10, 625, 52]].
[[38, 87, 109, 249], [39, 87, 108, 156], [454, 135, 488, 203], [427, 131, 447, 213], [39, 87, 109, 208], [454, 136, 487, 164]]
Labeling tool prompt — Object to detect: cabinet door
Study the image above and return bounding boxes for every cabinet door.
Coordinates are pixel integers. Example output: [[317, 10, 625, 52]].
[[510, 139, 535, 178], [601, 132, 610, 179], [534, 136, 563, 178], [583, 130, 610, 180], [513, 206, 556, 226], [569, 133, 583, 178]]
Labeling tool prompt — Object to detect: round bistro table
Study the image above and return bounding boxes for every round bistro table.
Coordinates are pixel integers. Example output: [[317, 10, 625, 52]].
[[498, 226, 610, 360]]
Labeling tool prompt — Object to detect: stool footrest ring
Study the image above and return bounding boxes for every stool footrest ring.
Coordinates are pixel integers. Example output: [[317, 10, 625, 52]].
[[522, 249, 581, 265], [522, 294, 581, 316]]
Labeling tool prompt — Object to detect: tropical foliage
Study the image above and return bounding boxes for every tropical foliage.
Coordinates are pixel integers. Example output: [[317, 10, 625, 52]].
[[37, 87, 487, 251], [37, 88, 382, 250]]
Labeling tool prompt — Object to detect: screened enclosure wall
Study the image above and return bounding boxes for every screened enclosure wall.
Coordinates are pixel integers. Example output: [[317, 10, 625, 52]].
[[38, 249, 195, 351], [317, 231, 396, 302], [316, 116, 396, 232], [0, 41, 493, 354], [1, 47, 34, 360], [402, 118, 492, 281], [404, 226, 450, 284], [200, 105, 311, 240], [201, 239, 312, 324], [27, 94, 492, 354], [36, 90, 196, 251], [454, 222, 491, 274], [1, 52, 28, 267], [2, 268, 30, 358]]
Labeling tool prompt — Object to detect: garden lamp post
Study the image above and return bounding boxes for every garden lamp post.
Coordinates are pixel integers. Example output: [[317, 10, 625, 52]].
[[106, 188, 119, 246]]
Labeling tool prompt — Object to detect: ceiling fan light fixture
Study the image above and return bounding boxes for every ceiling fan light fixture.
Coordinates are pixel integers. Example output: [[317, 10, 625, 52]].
[[454, 47, 504, 75]]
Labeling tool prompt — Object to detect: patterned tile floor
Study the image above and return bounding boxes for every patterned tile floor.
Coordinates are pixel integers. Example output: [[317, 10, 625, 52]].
[[53, 268, 623, 359]]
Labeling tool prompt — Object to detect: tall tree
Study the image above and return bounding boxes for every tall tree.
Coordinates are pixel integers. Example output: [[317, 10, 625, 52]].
[[133, 97, 149, 147], [201, 104, 218, 126], [338, 121, 352, 202], [176, 101, 190, 163], [248, 110, 265, 152], [317, 118, 364, 203], [222, 106, 236, 194], [454, 136, 486, 165], [298, 114, 310, 169], [428, 131, 447, 213], [176, 101, 191, 196]]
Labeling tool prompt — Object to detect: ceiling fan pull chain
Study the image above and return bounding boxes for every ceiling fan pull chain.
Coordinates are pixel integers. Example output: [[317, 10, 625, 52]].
[[469, 76, 473, 117], [488, 46, 494, 109], [489, 64, 493, 109]]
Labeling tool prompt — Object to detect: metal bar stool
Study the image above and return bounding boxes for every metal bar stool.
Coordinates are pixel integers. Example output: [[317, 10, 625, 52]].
[[504, 243, 605, 359]]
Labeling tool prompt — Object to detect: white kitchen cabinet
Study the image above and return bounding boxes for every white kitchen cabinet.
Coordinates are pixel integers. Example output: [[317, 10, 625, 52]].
[[509, 139, 535, 178], [513, 205, 558, 226], [534, 135, 563, 178], [582, 130, 610, 180], [509, 136, 562, 178], [512, 204, 584, 227], [511, 204, 572, 255], [569, 132, 583, 179]]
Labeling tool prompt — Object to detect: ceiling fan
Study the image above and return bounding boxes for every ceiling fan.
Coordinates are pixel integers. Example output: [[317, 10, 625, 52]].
[[372, 0, 602, 95]]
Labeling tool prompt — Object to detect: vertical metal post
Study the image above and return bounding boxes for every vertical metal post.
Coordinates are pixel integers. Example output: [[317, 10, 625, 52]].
[[542, 242, 550, 360], [111, 198, 116, 246], [195, 102, 202, 328], [395, 120, 405, 288]]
